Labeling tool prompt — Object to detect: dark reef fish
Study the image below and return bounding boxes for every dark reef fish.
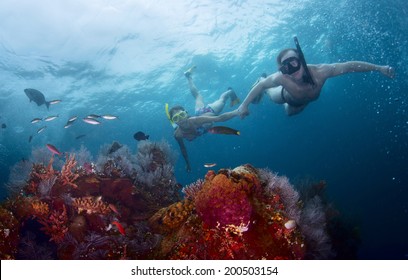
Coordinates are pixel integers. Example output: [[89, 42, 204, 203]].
[[1, 123, 6, 129], [24, 88, 51, 109], [108, 141, 122, 154], [208, 126, 240, 136], [133, 131, 149, 141]]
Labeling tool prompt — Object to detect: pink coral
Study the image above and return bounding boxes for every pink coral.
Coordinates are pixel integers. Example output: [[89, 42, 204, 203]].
[[59, 154, 79, 188], [38, 205, 69, 243], [194, 169, 259, 229]]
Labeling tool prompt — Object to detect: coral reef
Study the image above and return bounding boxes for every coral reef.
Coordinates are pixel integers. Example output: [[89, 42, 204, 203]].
[[149, 165, 307, 259], [95, 142, 137, 178], [133, 140, 180, 205], [72, 196, 111, 215], [59, 154, 79, 189], [0, 140, 354, 259], [0, 140, 181, 259]]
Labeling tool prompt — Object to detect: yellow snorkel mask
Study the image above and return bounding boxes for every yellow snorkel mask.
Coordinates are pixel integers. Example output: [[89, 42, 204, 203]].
[[171, 110, 188, 123]]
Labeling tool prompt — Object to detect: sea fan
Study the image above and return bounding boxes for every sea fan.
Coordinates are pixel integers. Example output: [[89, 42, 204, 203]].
[[133, 140, 180, 204], [5, 159, 33, 195], [69, 232, 110, 260], [72, 144, 93, 167], [258, 168, 301, 222], [299, 196, 334, 259], [182, 179, 204, 200], [38, 175, 57, 198], [17, 231, 56, 260], [134, 140, 176, 185], [30, 146, 64, 170], [95, 143, 137, 178]]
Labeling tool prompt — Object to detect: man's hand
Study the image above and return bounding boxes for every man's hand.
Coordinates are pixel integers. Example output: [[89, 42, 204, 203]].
[[237, 105, 249, 119]]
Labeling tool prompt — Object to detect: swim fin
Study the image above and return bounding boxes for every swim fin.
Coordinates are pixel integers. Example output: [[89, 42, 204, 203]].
[[184, 65, 196, 78], [228, 87, 240, 107]]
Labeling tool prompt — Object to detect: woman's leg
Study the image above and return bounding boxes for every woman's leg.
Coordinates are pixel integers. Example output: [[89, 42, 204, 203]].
[[185, 67, 205, 111]]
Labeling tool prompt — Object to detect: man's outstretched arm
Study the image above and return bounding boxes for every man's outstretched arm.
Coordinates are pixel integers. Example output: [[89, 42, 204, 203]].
[[319, 61, 395, 79]]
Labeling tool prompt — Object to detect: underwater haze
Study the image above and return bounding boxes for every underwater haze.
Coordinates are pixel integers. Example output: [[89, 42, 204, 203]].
[[0, 0, 407, 259]]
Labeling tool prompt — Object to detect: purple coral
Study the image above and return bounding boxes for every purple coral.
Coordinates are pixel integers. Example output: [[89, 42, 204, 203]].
[[258, 168, 301, 222]]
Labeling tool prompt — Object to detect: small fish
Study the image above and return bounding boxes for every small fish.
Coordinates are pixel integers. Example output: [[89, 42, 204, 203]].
[[24, 88, 51, 109], [37, 126, 47, 134], [82, 117, 101, 125], [133, 131, 149, 141], [109, 204, 121, 216], [204, 163, 217, 168], [28, 135, 33, 142], [46, 143, 62, 155], [64, 121, 74, 129], [49, 99, 62, 105], [101, 114, 118, 120], [68, 116, 78, 122], [1, 123, 6, 129], [75, 134, 86, 140], [208, 126, 240, 136], [44, 115, 59, 121], [111, 221, 125, 236], [30, 118, 42, 123], [87, 114, 101, 119]]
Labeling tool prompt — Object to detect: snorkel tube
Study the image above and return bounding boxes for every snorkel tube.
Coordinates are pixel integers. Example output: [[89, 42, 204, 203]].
[[294, 36, 315, 86], [165, 103, 178, 128]]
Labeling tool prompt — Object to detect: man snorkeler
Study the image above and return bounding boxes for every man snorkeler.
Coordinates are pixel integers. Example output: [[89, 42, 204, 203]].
[[167, 66, 240, 172], [238, 37, 395, 117]]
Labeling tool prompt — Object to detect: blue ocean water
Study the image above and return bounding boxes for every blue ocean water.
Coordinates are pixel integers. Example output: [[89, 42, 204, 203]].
[[0, 0, 407, 259]]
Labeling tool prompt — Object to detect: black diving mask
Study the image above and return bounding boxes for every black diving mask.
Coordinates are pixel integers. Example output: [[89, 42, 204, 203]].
[[279, 57, 301, 75]]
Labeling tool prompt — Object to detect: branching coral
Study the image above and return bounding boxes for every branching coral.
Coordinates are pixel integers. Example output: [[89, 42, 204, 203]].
[[31, 156, 57, 182], [38, 205, 69, 244], [31, 200, 50, 218], [72, 196, 111, 215], [59, 154, 79, 188]]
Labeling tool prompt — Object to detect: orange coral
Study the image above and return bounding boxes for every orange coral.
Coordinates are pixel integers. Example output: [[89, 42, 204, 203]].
[[72, 196, 111, 215], [60, 154, 79, 188], [31, 156, 57, 181], [149, 199, 194, 234], [38, 205, 69, 243], [31, 200, 50, 218]]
